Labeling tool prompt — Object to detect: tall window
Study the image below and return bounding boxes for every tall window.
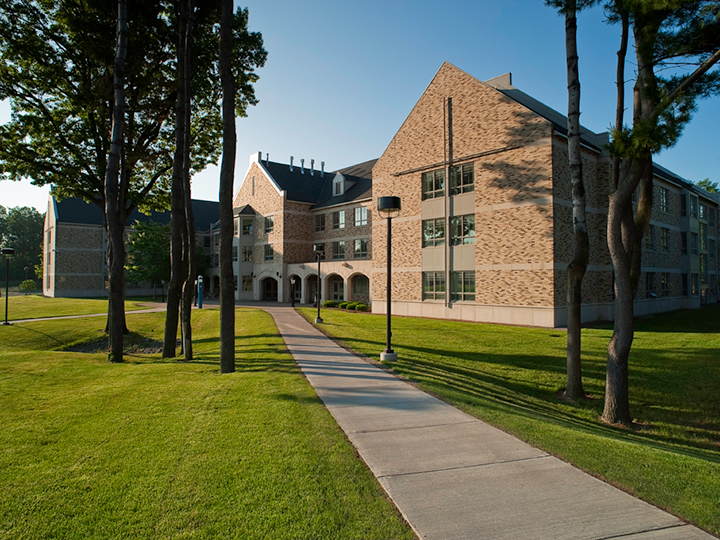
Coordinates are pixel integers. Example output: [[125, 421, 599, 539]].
[[700, 224, 708, 251], [659, 187, 669, 213], [264, 244, 273, 262], [264, 216, 274, 233], [422, 169, 445, 200], [690, 196, 698, 218], [681, 232, 687, 254], [234, 218, 239, 235], [450, 271, 475, 301], [691, 232, 698, 255], [232, 245, 238, 262], [354, 238, 368, 259], [333, 210, 345, 230], [315, 214, 325, 232], [659, 227, 668, 252], [692, 273, 699, 296], [332, 241, 345, 260], [354, 206, 368, 226], [242, 219, 253, 236], [450, 163, 475, 195], [682, 274, 688, 296], [422, 218, 445, 247], [241, 275, 253, 292], [646, 272, 656, 296], [710, 239, 716, 261], [242, 246, 253, 262], [700, 254, 708, 284], [644, 225, 655, 250], [661, 273, 669, 297], [680, 194, 687, 217], [422, 272, 445, 300], [450, 214, 475, 245], [709, 208, 716, 229], [700, 203, 707, 221]]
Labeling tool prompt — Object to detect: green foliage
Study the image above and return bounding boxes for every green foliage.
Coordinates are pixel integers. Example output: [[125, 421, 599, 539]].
[[125, 221, 171, 286], [322, 300, 337, 308], [338, 301, 349, 309], [697, 178, 718, 193], [346, 302, 358, 310], [0, 205, 44, 282], [19, 279, 36, 293], [2, 295, 149, 322], [355, 303, 369, 312], [298, 306, 720, 535], [0, 309, 413, 539]]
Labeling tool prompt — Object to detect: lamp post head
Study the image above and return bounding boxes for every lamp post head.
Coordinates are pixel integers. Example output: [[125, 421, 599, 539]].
[[1, 247, 15, 257], [313, 243, 325, 254], [377, 196, 401, 219]]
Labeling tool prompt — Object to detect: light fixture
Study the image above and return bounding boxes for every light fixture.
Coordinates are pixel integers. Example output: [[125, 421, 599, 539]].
[[377, 197, 401, 361], [313, 243, 325, 323], [2, 247, 15, 325]]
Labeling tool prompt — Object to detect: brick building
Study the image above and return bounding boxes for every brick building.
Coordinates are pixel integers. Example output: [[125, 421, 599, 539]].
[[44, 62, 718, 325], [233, 62, 719, 326]]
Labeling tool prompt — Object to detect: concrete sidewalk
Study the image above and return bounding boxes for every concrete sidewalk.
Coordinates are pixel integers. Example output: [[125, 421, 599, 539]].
[[263, 306, 715, 540]]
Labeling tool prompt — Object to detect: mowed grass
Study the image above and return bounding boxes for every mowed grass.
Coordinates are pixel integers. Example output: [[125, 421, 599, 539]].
[[3, 294, 151, 321], [298, 305, 720, 536], [0, 309, 414, 540]]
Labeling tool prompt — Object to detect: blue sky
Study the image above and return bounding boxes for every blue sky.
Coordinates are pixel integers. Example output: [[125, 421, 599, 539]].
[[1, 0, 718, 211]]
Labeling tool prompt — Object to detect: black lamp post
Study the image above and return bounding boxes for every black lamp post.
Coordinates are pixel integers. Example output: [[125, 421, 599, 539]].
[[377, 196, 401, 361], [290, 276, 297, 307], [314, 243, 324, 323], [2, 247, 15, 325]]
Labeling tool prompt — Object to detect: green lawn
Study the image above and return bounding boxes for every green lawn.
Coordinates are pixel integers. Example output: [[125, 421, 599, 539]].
[[0, 309, 414, 540], [2, 294, 151, 321], [298, 306, 720, 536]]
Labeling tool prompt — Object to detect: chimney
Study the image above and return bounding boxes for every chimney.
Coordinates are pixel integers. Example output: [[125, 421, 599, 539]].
[[321, 161, 325, 178], [257, 151, 262, 162], [265, 153, 269, 164], [290, 156, 294, 172], [301, 158, 305, 174], [310, 159, 315, 176]]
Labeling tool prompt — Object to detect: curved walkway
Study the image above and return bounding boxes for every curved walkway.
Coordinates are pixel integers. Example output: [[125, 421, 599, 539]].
[[263, 305, 715, 540]]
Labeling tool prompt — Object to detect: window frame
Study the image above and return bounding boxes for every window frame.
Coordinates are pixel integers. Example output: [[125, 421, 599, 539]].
[[332, 210, 345, 230], [450, 271, 475, 302], [659, 227, 669, 252], [264, 216, 274, 233], [450, 163, 475, 195], [241, 245, 253, 262], [354, 206, 368, 227], [422, 218, 445, 247], [354, 238, 368, 259], [659, 187, 669, 213], [314, 214, 325, 232], [264, 244, 273, 262], [421, 169, 445, 200], [332, 240, 345, 260], [241, 275, 253, 292], [450, 214, 475, 245], [242, 219, 254, 236], [422, 272, 446, 301]]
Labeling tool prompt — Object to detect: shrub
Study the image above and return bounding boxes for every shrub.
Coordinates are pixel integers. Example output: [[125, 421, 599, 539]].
[[20, 279, 37, 294], [355, 303, 369, 312], [322, 300, 337, 308], [338, 302, 349, 309], [346, 302, 358, 310]]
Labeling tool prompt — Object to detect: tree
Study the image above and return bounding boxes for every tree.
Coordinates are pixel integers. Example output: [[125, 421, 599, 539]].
[[0, 205, 44, 283], [697, 178, 718, 192], [125, 221, 171, 297], [218, 0, 236, 373], [603, 0, 720, 426], [548, 0, 597, 401]]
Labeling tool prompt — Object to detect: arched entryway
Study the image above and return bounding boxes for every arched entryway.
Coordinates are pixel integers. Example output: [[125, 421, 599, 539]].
[[350, 274, 369, 304], [260, 277, 278, 301], [305, 274, 319, 305], [328, 274, 344, 302]]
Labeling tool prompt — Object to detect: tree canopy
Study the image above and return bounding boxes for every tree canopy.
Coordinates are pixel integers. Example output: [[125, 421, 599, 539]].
[[0, 205, 44, 282]]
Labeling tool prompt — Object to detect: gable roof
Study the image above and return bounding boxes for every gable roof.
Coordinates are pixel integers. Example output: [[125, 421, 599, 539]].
[[258, 158, 376, 209], [54, 197, 219, 231]]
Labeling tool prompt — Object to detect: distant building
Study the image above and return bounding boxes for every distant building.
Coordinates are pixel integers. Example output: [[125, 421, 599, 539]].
[[43, 196, 218, 298]]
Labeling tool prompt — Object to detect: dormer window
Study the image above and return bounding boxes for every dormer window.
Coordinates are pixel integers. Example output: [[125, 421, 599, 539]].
[[333, 174, 344, 196]]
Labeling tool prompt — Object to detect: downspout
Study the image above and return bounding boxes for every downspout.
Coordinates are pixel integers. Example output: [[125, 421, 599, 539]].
[[445, 97, 453, 308]]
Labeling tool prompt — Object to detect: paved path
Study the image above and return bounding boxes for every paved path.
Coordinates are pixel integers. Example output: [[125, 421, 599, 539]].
[[263, 306, 715, 540]]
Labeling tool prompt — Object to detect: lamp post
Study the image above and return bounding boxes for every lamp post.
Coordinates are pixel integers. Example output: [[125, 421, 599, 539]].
[[314, 243, 324, 323], [197, 275, 203, 309], [2, 247, 15, 325], [290, 276, 297, 307], [377, 196, 401, 362]]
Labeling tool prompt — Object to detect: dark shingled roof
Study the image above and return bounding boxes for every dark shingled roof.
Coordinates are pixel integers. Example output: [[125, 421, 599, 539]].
[[259, 158, 376, 209], [234, 204, 257, 216], [54, 197, 219, 231]]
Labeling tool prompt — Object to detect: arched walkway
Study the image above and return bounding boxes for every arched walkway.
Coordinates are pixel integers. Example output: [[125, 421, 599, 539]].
[[288, 274, 301, 303], [349, 273, 370, 304], [328, 274, 344, 302]]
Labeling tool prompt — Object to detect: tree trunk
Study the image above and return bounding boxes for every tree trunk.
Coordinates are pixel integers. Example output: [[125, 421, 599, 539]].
[[218, 0, 236, 373], [104, 0, 128, 363], [162, 2, 189, 359], [180, 0, 195, 361], [564, 0, 588, 401]]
